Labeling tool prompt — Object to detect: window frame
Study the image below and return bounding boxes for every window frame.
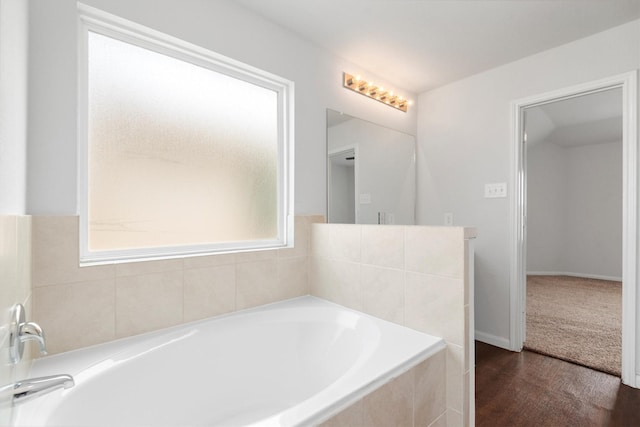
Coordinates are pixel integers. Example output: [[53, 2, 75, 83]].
[[77, 4, 294, 265]]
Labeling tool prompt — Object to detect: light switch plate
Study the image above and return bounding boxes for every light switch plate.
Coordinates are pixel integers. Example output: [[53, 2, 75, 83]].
[[359, 193, 371, 204], [485, 183, 507, 198]]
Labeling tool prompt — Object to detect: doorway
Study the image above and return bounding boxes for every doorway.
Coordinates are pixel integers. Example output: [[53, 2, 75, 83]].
[[523, 88, 623, 376], [328, 148, 356, 224], [510, 71, 638, 387]]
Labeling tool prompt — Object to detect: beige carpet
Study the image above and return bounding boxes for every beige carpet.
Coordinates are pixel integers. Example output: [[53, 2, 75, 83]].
[[524, 275, 621, 376]]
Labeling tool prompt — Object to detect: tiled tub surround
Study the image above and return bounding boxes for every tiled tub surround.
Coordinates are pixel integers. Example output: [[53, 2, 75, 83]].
[[16, 297, 445, 427], [310, 224, 476, 427], [26, 216, 474, 427], [31, 215, 322, 355], [0, 216, 33, 425]]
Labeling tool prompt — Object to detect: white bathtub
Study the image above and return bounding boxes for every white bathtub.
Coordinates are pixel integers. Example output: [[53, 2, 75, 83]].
[[14, 296, 445, 427]]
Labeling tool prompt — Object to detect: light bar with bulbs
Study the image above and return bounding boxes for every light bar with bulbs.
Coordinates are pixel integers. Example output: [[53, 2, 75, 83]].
[[343, 72, 410, 112]]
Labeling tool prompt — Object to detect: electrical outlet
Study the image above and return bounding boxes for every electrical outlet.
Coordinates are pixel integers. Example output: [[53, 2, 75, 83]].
[[444, 213, 453, 226], [484, 183, 507, 198]]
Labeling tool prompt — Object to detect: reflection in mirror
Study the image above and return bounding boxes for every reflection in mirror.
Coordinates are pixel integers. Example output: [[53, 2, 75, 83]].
[[326, 109, 416, 224]]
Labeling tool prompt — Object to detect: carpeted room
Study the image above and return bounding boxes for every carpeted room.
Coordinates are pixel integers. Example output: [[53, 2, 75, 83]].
[[524, 89, 623, 377]]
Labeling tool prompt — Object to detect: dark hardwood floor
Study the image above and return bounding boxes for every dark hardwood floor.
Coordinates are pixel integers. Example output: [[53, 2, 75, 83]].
[[475, 342, 640, 427]]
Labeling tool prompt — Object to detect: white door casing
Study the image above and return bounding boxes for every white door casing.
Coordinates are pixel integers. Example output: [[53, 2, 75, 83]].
[[510, 71, 638, 387]]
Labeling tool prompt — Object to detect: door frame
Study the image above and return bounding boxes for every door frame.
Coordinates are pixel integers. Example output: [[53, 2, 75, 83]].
[[510, 71, 638, 387], [327, 145, 358, 223]]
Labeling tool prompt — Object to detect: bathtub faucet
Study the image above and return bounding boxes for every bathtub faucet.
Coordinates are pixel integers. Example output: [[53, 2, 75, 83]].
[[0, 374, 75, 404], [9, 303, 48, 363]]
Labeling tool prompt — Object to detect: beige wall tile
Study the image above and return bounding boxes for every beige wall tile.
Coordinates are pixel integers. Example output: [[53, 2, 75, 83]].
[[319, 399, 363, 427], [330, 224, 361, 262], [34, 278, 116, 354], [404, 227, 464, 278], [309, 256, 331, 299], [447, 344, 464, 412], [183, 253, 236, 269], [464, 305, 470, 367], [464, 240, 470, 306], [405, 271, 464, 345], [235, 249, 278, 264], [235, 259, 279, 310], [363, 368, 413, 427], [16, 216, 32, 304], [361, 265, 404, 324], [463, 371, 471, 427], [447, 409, 464, 427], [311, 224, 331, 257], [32, 216, 114, 287], [428, 413, 447, 427], [116, 270, 183, 337], [308, 215, 326, 224], [310, 258, 361, 311], [0, 217, 18, 314], [361, 225, 404, 269], [183, 265, 235, 322], [277, 256, 308, 299], [115, 258, 183, 277], [279, 216, 310, 259], [415, 349, 447, 427]]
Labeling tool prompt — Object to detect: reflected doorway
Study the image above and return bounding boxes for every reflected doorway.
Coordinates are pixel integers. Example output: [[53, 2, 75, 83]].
[[328, 148, 356, 224]]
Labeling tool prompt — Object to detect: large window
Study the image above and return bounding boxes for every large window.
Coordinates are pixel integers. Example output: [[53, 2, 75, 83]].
[[78, 5, 294, 264]]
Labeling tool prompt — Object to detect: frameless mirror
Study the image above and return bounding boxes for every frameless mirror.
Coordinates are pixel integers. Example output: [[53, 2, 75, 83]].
[[326, 109, 416, 224]]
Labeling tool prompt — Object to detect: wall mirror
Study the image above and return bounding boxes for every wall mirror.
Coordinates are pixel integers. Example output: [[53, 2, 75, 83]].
[[326, 109, 416, 224]]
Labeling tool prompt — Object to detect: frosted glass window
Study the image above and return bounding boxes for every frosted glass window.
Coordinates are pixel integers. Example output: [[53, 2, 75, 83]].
[[79, 18, 293, 263]]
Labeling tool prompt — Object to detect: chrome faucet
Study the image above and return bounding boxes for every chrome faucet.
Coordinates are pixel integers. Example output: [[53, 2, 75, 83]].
[[0, 374, 75, 404], [9, 304, 48, 364]]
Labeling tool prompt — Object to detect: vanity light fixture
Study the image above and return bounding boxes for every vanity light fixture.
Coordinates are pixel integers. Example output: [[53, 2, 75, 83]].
[[343, 72, 411, 112]]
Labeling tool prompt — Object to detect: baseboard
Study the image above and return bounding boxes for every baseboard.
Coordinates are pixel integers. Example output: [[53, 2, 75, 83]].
[[526, 271, 622, 282], [475, 330, 511, 350]]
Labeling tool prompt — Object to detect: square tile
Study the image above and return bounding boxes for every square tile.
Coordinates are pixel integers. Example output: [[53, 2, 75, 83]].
[[32, 216, 114, 287], [116, 270, 183, 337], [310, 257, 361, 311], [361, 225, 404, 269], [319, 399, 363, 427], [277, 256, 308, 299], [405, 271, 464, 345], [116, 258, 183, 277], [311, 224, 331, 257], [235, 259, 279, 310], [235, 249, 278, 264], [34, 278, 116, 354], [415, 349, 447, 427], [363, 368, 413, 427], [361, 265, 404, 324], [447, 344, 464, 412], [279, 215, 310, 259], [183, 265, 235, 322], [183, 253, 237, 269], [404, 226, 464, 278], [329, 224, 361, 262]]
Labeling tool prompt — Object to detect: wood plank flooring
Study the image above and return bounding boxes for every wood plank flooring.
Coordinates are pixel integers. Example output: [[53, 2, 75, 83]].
[[475, 342, 640, 427]]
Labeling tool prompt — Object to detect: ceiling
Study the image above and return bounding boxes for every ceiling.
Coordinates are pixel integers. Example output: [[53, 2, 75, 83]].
[[236, 0, 640, 93], [525, 88, 623, 148]]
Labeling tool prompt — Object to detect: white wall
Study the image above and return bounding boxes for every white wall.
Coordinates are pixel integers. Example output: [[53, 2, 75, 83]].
[[527, 141, 622, 280], [26, 0, 417, 216], [526, 141, 566, 273], [416, 20, 639, 349], [0, 0, 28, 214], [0, 3, 31, 423], [565, 142, 622, 278]]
